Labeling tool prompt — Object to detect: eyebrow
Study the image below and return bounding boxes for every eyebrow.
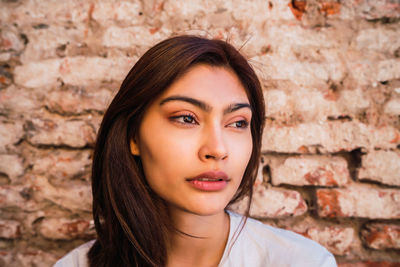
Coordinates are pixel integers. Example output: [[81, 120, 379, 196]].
[[159, 95, 252, 115]]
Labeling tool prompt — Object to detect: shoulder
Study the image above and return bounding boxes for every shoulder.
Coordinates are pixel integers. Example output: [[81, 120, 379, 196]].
[[226, 212, 337, 267], [53, 240, 95, 267]]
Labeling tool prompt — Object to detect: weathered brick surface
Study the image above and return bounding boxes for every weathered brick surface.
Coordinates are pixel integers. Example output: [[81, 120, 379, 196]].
[[39, 218, 93, 240], [0, 219, 21, 239], [361, 223, 400, 250], [358, 150, 400, 186], [271, 155, 350, 186], [229, 185, 307, 218], [1, 0, 400, 265], [262, 121, 400, 153], [25, 116, 96, 148], [317, 185, 400, 219]]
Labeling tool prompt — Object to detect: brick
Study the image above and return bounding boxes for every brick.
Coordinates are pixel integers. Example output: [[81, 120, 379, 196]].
[[0, 248, 58, 267], [0, 154, 24, 182], [14, 56, 135, 88], [39, 217, 93, 240], [358, 150, 400, 186], [0, 25, 25, 53], [0, 220, 21, 239], [271, 155, 350, 186], [361, 223, 400, 250], [316, 184, 400, 219], [254, 50, 345, 86], [0, 120, 23, 153], [25, 116, 96, 148], [20, 25, 86, 62], [339, 262, 400, 267], [32, 175, 92, 212], [303, 226, 354, 255], [0, 85, 42, 114], [102, 25, 171, 48], [45, 86, 113, 115], [92, 1, 144, 26], [384, 98, 400, 115], [32, 149, 92, 182], [262, 121, 400, 153], [355, 28, 400, 54], [348, 57, 400, 85], [0, 185, 40, 211], [229, 185, 307, 218]]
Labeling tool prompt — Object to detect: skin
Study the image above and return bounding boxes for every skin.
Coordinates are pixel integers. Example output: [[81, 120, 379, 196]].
[[130, 64, 253, 266]]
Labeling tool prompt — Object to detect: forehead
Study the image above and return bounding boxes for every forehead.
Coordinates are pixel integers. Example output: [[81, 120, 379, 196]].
[[158, 64, 249, 104]]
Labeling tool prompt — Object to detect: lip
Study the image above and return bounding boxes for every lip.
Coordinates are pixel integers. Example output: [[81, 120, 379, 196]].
[[186, 171, 229, 191]]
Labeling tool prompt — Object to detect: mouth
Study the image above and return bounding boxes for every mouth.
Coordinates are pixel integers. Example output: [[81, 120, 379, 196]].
[[186, 171, 229, 191]]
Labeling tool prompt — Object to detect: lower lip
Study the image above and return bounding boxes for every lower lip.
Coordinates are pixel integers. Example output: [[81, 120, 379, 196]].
[[187, 179, 228, 191]]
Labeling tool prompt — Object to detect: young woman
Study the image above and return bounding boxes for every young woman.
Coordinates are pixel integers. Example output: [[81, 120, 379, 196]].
[[54, 35, 337, 267]]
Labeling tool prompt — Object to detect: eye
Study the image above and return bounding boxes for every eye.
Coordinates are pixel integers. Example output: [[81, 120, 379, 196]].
[[170, 113, 198, 125], [228, 120, 249, 129]]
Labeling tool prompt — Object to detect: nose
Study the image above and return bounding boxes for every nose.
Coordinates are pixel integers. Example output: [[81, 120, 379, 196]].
[[198, 123, 228, 162]]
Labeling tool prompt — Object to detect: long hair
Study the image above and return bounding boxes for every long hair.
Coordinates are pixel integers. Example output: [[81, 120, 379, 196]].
[[88, 35, 265, 267]]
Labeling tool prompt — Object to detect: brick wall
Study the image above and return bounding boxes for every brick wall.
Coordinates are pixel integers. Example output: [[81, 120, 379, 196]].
[[0, 0, 399, 266]]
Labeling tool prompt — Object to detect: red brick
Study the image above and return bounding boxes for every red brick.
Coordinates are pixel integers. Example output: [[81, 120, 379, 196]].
[[32, 149, 92, 182], [0, 220, 21, 239], [0, 185, 40, 211], [0, 120, 23, 153], [317, 185, 400, 219], [358, 150, 400, 186], [0, 154, 24, 182], [341, 0, 400, 20], [229, 185, 307, 218], [14, 56, 134, 89], [0, 25, 24, 53], [32, 175, 92, 212], [39, 217, 93, 240], [301, 226, 354, 255], [45, 86, 113, 115], [361, 223, 400, 250], [271, 155, 350, 186], [262, 121, 400, 153], [25, 116, 96, 148]]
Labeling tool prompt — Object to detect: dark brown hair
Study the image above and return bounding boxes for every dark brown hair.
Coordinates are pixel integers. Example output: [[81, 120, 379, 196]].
[[88, 35, 265, 267]]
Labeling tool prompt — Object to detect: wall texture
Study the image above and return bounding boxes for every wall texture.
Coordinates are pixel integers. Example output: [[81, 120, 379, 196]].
[[0, 0, 399, 266]]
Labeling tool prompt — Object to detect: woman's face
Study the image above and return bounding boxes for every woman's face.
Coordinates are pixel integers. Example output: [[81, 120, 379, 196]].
[[131, 64, 253, 216]]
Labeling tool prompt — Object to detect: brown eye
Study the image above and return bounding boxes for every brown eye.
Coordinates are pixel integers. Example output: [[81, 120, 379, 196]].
[[170, 114, 198, 125], [228, 120, 249, 129]]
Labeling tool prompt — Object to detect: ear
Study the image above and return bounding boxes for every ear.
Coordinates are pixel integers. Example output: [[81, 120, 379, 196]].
[[129, 139, 140, 156]]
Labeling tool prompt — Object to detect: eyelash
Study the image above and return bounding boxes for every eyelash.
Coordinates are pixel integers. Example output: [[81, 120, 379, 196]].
[[169, 113, 250, 129]]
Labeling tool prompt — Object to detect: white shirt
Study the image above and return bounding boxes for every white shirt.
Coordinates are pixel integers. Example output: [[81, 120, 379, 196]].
[[54, 211, 337, 267]]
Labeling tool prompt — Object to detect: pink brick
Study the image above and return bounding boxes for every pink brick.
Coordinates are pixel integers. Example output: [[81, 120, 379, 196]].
[[0, 248, 58, 267], [349, 58, 400, 85], [0, 121, 23, 153], [0, 154, 24, 182], [0, 185, 40, 211], [384, 98, 400, 115], [302, 226, 354, 255], [358, 150, 400, 186], [32, 149, 92, 182], [45, 86, 112, 115], [355, 28, 400, 54], [0, 85, 42, 113], [102, 25, 170, 48], [262, 121, 400, 153], [39, 217, 93, 240], [14, 56, 135, 89], [32, 175, 92, 211], [25, 117, 96, 148], [317, 185, 400, 219], [229, 185, 307, 218], [271, 155, 350, 186], [0, 25, 24, 52], [0, 220, 21, 239], [361, 223, 400, 250], [341, 0, 400, 20]]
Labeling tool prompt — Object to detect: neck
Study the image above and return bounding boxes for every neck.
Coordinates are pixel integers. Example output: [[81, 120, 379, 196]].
[[166, 208, 230, 267]]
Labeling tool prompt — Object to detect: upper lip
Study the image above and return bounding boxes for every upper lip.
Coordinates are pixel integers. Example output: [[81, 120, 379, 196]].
[[187, 171, 229, 181]]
